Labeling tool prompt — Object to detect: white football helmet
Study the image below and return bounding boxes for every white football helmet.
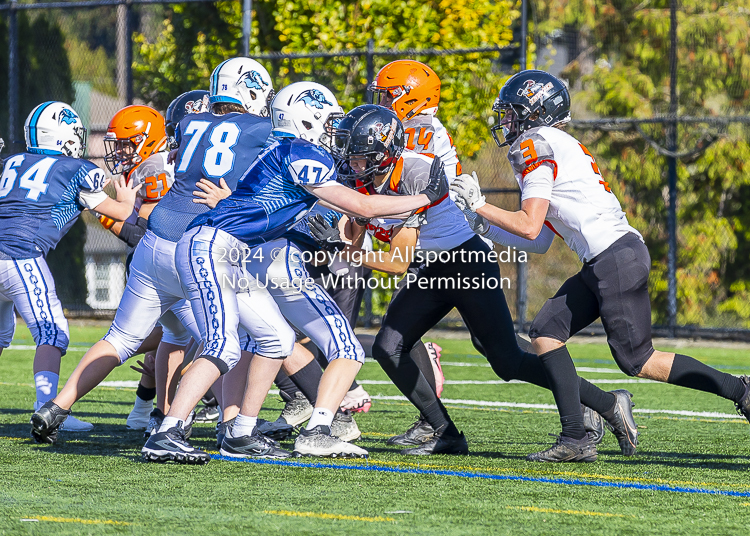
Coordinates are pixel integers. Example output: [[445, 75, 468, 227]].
[[24, 101, 87, 159], [209, 57, 274, 117], [271, 82, 344, 147]]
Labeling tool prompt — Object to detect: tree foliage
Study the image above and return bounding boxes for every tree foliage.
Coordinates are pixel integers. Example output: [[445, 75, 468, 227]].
[[133, 0, 520, 156], [535, 0, 750, 327]]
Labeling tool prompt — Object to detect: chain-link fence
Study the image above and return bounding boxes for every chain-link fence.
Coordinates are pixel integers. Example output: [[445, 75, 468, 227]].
[[2, 0, 750, 337]]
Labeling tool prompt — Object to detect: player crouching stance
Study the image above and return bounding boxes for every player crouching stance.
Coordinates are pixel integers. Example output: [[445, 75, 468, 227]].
[[452, 70, 750, 462], [0, 102, 139, 437]]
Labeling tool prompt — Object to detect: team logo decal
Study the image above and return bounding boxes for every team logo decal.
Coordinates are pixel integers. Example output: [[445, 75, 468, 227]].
[[239, 70, 269, 91], [371, 118, 398, 145], [58, 108, 79, 125], [184, 95, 210, 114], [295, 89, 333, 110], [518, 80, 554, 105]]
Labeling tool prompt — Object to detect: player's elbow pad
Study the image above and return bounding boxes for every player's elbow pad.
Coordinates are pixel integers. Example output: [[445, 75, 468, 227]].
[[118, 217, 148, 248]]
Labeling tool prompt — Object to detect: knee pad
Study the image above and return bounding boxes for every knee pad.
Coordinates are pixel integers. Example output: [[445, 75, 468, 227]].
[[159, 312, 192, 347], [30, 317, 70, 356], [103, 325, 142, 364], [0, 305, 16, 348]]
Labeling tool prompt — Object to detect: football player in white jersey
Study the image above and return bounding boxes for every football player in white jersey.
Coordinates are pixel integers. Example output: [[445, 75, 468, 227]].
[[312, 104, 637, 456], [99, 102, 203, 433], [452, 69, 750, 462]]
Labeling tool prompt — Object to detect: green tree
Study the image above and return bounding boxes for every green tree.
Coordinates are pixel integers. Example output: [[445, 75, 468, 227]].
[[134, 0, 520, 156], [536, 0, 750, 327]]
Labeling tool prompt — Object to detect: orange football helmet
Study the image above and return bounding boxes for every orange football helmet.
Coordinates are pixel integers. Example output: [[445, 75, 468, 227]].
[[103, 105, 167, 176], [369, 60, 441, 120]]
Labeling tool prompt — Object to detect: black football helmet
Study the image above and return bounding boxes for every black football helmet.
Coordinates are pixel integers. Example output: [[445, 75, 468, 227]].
[[490, 70, 570, 147], [330, 104, 405, 187], [165, 90, 210, 148]]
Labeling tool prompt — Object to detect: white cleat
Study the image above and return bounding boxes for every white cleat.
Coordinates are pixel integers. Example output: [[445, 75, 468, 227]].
[[340, 385, 372, 413], [293, 425, 368, 458]]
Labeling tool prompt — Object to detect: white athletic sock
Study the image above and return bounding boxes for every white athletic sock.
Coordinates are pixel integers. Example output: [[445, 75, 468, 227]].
[[158, 416, 182, 433], [231, 414, 258, 438], [306, 407, 334, 430], [34, 371, 59, 406], [132, 395, 153, 412]]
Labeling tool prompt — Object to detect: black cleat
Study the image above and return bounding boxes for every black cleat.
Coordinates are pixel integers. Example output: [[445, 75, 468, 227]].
[[527, 434, 597, 462], [257, 418, 294, 441], [603, 390, 638, 456], [583, 404, 606, 445], [220, 428, 292, 459], [387, 416, 436, 447], [142, 424, 209, 464], [735, 376, 750, 425], [195, 404, 220, 423], [183, 410, 196, 440], [216, 417, 235, 449], [30, 401, 70, 444], [401, 430, 469, 456], [144, 408, 165, 440]]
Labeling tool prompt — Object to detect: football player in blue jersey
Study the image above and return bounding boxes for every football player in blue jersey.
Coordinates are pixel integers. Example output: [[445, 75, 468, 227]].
[[30, 58, 289, 446], [140, 82, 448, 463], [0, 101, 139, 438]]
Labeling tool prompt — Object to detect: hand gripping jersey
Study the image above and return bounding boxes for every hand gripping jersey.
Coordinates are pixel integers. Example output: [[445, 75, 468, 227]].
[[402, 115, 461, 181], [189, 136, 338, 246], [128, 152, 175, 203], [148, 111, 272, 242], [0, 153, 107, 258], [508, 126, 641, 262], [362, 151, 475, 251]]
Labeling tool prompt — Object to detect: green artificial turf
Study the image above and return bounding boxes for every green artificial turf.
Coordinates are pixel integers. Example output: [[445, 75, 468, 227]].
[[1, 322, 750, 535]]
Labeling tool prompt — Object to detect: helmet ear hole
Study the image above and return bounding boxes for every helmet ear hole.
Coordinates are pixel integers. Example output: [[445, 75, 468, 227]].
[[301, 120, 314, 131]]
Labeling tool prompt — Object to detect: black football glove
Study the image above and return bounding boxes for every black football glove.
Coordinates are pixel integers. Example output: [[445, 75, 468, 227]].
[[307, 214, 346, 252], [420, 156, 449, 204]]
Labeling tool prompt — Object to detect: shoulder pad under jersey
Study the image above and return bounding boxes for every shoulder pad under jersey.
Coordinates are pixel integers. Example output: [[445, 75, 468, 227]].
[[287, 138, 336, 185], [129, 152, 175, 202], [508, 127, 556, 176]]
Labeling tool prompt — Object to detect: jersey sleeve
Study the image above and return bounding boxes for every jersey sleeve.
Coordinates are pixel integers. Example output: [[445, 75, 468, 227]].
[[75, 161, 109, 209], [520, 164, 554, 202], [396, 154, 438, 228], [431, 117, 462, 181], [508, 129, 557, 180], [288, 141, 337, 187]]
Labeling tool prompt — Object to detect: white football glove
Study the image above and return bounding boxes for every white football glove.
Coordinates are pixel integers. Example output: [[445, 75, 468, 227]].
[[450, 171, 486, 212], [461, 205, 490, 236]]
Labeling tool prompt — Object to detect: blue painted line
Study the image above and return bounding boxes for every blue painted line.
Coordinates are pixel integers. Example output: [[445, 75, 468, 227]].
[[209, 454, 750, 498]]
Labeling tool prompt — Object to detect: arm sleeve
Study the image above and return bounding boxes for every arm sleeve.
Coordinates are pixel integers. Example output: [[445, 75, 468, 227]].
[[483, 223, 555, 254], [78, 189, 110, 210], [117, 217, 149, 248]]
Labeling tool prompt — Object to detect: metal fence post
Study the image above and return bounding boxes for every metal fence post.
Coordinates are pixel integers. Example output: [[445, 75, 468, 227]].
[[125, 0, 133, 105], [8, 0, 18, 153], [666, 0, 678, 336], [242, 0, 252, 57], [365, 38, 374, 101], [515, 0, 529, 330]]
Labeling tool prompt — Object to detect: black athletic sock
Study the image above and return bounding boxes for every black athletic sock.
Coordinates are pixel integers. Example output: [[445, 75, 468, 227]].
[[667, 353, 747, 402], [538, 346, 586, 440], [358, 334, 375, 357], [409, 341, 437, 393], [136, 383, 156, 401], [288, 360, 323, 406], [579, 379, 617, 417], [274, 371, 299, 403]]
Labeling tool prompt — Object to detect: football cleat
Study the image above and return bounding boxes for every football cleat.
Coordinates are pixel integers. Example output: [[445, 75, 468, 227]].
[[735, 376, 750, 425], [126, 398, 153, 430], [30, 401, 70, 444], [142, 424, 210, 464], [527, 434, 597, 463], [603, 390, 638, 456], [144, 408, 165, 440], [195, 404, 220, 423], [220, 428, 292, 459], [293, 425, 368, 458], [59, 414, 94, 432], [331, 409, 361, 442], [257, 418, 294, 441], [425, 342, 445, 398], [216, 418, 236, 449], [278, 392, 314, 427], [401, 430, 468, 456], [183, 410, 196, 440], [340, 385, 372, 413], [386, 415, 436, 447], [582, 404, 606, 445]]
